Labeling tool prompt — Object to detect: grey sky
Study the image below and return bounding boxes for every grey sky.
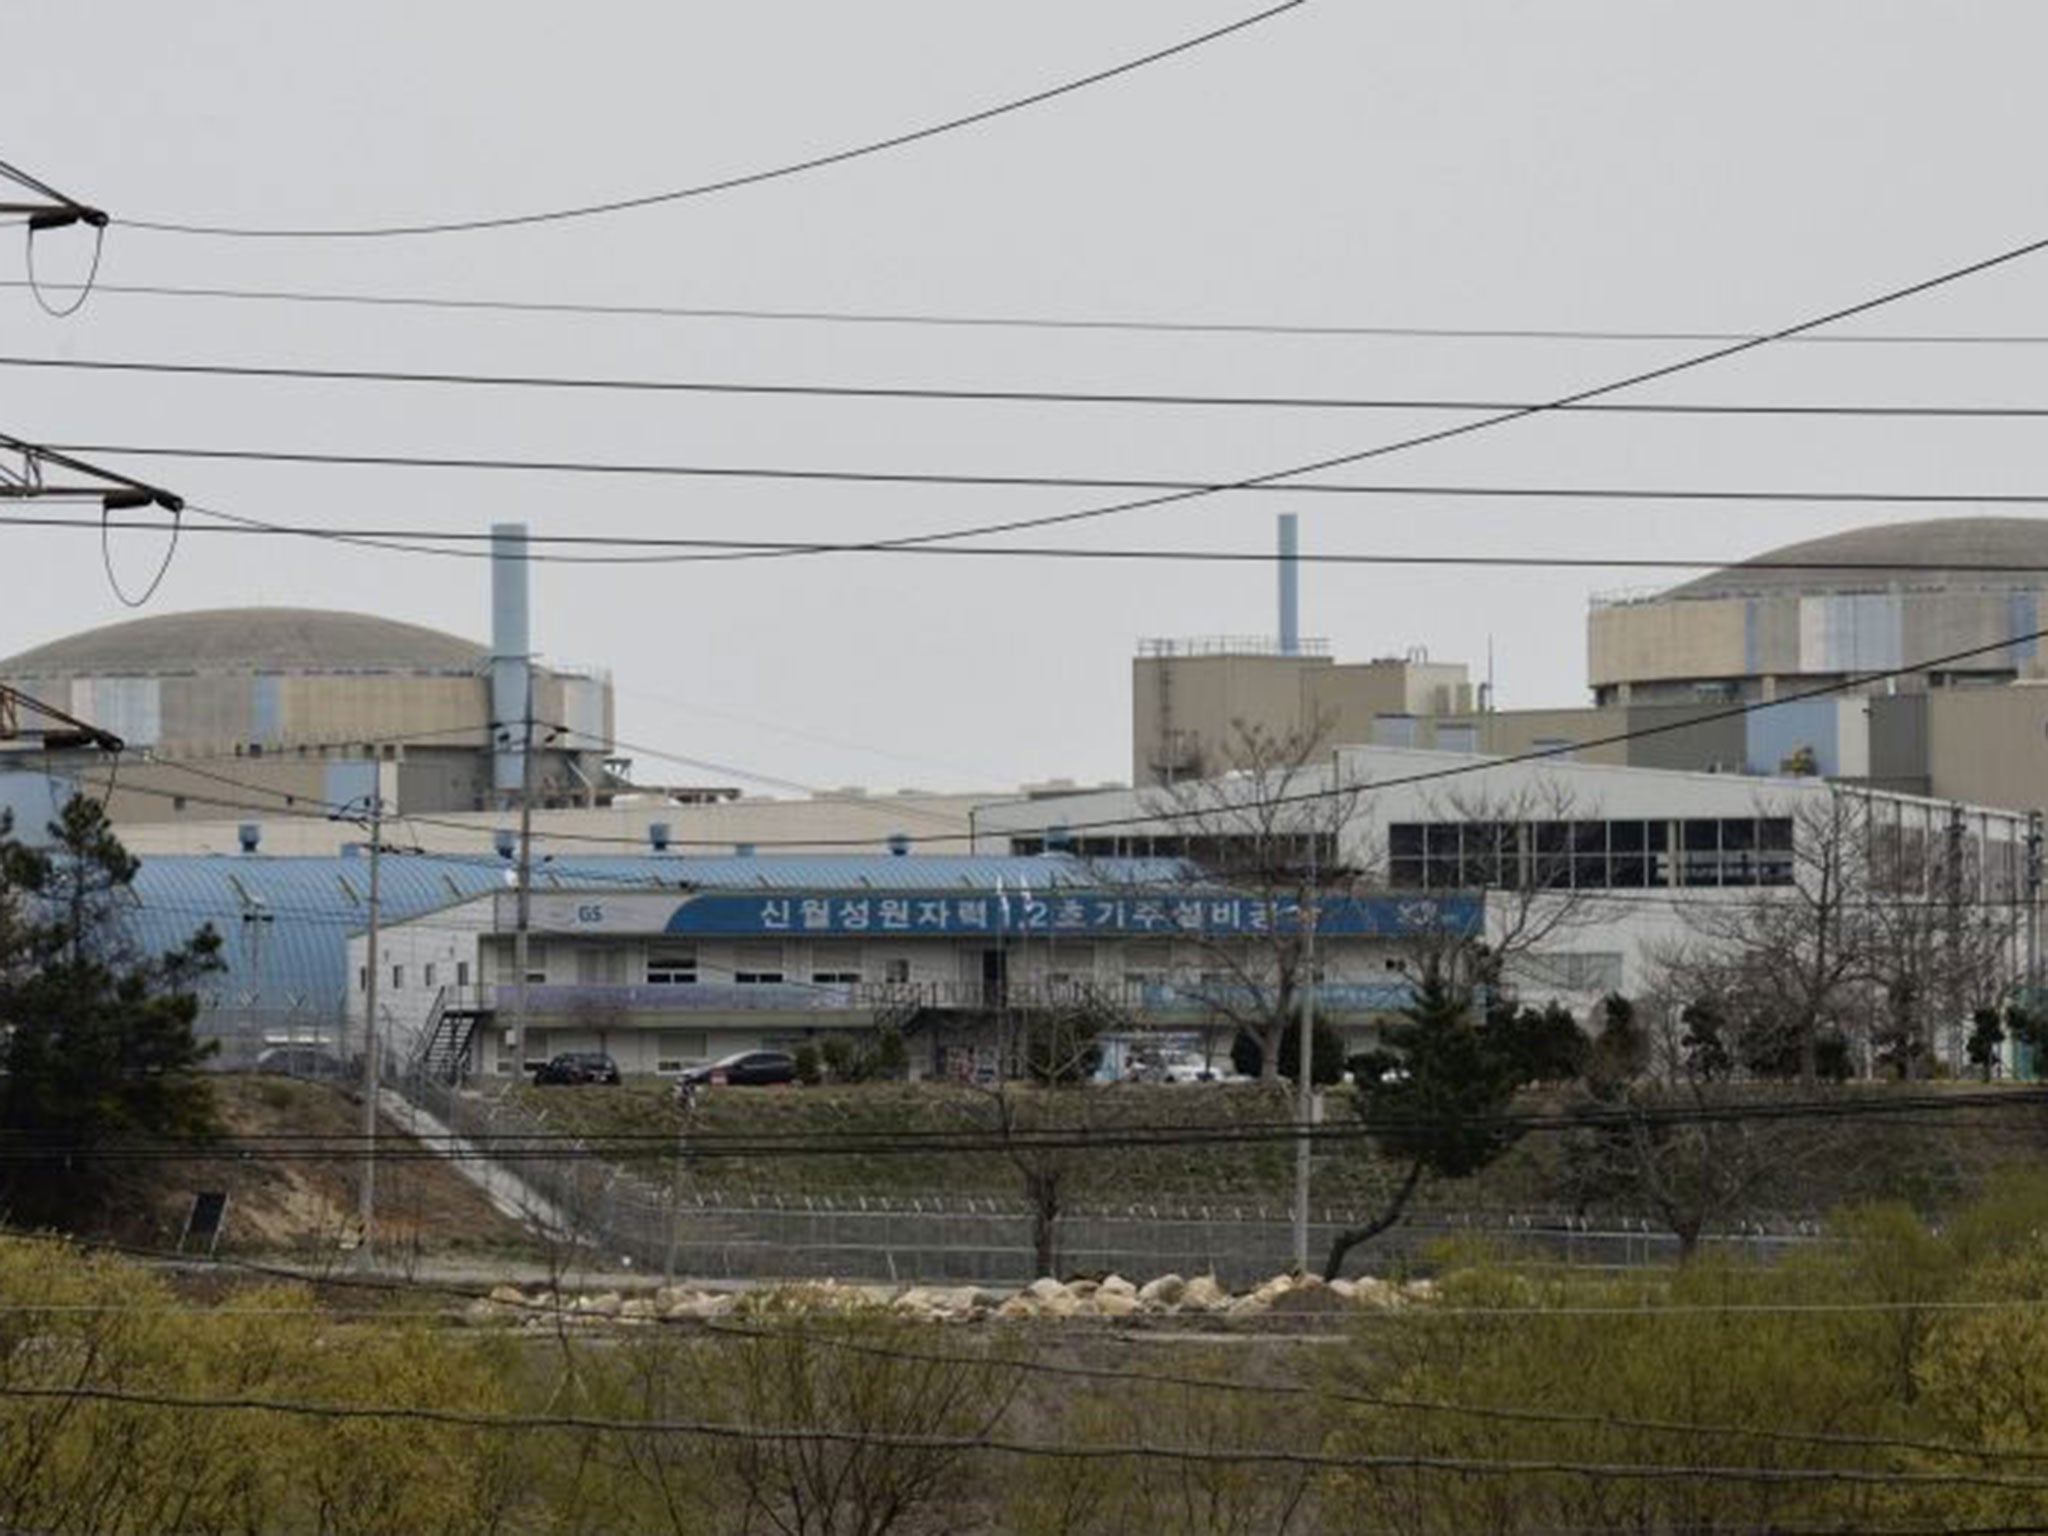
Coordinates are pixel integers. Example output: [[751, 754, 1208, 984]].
[[6, 2, 2047, 794]]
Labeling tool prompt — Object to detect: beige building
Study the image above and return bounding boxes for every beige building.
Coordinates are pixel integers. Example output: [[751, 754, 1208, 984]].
[[0, 607, 615, 824], [1130, 518, 2048, 821]]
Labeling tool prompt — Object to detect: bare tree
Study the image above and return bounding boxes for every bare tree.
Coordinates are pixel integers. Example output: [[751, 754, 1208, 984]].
[[1656, 790, 2026, 1082], [1655, 791, 1875, 1084], [1133, 718, 1361, 1083], [960, 996, 1119, 1278], [1383, 778, 1618, 1001]]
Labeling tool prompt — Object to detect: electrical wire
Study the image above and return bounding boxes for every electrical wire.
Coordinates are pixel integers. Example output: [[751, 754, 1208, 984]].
[[49, 1250, 2048, 1469], [116, 3, 1308, 239], [44, 219, 2048, 574], [21, 278, 2048, 348], [5, 1239, 2048, 1475], [4, 1377, 2048, 1488], [62, 440, 2048, 509], [26, 351, 2048, 418], [37, 505, 2048, 577], [48, 613, 2037, 855], [21, 221, 104, 318]]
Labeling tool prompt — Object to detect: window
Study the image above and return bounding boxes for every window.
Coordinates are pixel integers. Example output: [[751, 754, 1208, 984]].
[[423, 963, 437, 989], [647, 948, 699, 985], [882, 957, 911, 985], [523, 940, 548, 984], [810, 941, 861, 986], [391, 964, 404, 991], [734, 941, 786, 985], [357, 965, 367, 993], [457, 960, 471, 988]]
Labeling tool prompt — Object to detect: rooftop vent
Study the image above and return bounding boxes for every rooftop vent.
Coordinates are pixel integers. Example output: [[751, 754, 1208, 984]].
[[649, 821, 672, 853], [237, 822, 260, 854], [886, 833, 911, 857]]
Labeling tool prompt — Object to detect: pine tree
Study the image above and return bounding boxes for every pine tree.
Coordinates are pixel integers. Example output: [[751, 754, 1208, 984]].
[[0, 797, 222, 1220]]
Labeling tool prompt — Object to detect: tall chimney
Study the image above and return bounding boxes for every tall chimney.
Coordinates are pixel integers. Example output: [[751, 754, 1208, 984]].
[[1277, 513, 1300, 655], [490, 523, 531, 805]]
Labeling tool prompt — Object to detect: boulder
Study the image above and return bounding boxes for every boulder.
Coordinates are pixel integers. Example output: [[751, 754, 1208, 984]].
[[1349, 1277, 1402, 1308], [1067, 1279, 1101, 1299], [1270, 1284, 1348, 1315], [619, 1296, 660, 1323], [1137, 1274, 1186, 1308], [1040, 1292, 1082, 1318], [1180, 1275, 1231, 1312], [1226, 1293, 1271, 1317], [1090, 1291, 1140, 1319], [576, 1291, 624, 1317], [1026, 1276, 1069, 1303], [1098, 1274, 1137, 1300], [487, 1284, 529, 1310], [995, 1295, 1040, 1320]]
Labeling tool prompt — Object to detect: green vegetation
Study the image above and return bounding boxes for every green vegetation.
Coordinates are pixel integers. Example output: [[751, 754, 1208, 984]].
[[0, 797, 221, 1224], [15, 1174, 2048, 1531]]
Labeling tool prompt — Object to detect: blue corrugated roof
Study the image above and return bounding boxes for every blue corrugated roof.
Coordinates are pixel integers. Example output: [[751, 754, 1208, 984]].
[[122, 852, 1186, 1037]]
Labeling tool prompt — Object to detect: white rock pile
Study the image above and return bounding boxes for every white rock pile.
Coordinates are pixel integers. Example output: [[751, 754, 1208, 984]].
[[467, 1271, 1435, 1326]]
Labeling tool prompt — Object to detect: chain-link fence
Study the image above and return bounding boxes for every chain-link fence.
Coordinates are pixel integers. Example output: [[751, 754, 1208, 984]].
[[386, 1070, 1822, 1284]]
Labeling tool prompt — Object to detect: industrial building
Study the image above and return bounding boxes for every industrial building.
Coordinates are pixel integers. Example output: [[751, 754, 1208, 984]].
[[348, 854, 1465, 1081], [1135, 515, 2048, 821], [0, 525, 615, 830], [985, 743, 2037, 1074]]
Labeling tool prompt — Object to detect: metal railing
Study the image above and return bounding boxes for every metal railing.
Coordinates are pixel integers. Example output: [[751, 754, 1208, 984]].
[[430, 977, 1415, 1020]]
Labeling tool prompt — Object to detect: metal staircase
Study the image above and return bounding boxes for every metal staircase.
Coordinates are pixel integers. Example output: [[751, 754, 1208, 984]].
[[413, 986, 492, 1085]]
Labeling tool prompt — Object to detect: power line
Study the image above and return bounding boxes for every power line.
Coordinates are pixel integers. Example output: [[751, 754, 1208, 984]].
[[3, 1378, 2046, 1489], [33, 505, 2048, 575], [23, 351, 2048, 418], [35, 622, 2048, 858], [34, 221, 2048, 591], [116, 3, 1307, 239], [61, 440, 2048, 509], [8, 1241, 2048, 1474], [16, 278, 2048, 348]]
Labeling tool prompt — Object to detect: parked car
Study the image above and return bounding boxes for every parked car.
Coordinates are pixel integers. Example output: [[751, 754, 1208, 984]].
[[1158, 1052, 1246, 1084], [676, 1050, 799, 1089], [253, 1044, 348, 1079], [531, 1051, 622, 1086]]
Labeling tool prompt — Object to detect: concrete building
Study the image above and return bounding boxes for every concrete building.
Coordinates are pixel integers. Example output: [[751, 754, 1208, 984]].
[[0, 525, 618, 826], [986, 743, 2037, 1072], [1132, 517, 2048, 820], [350, 855, 1461, 1082]]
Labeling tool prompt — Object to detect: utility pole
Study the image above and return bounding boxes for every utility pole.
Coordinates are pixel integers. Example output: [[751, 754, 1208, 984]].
[[357, 786, 385, 1265], [1292, 827, 1318, 1274], [2028, 810, 2043, 1076], [510, 674, 536, 1079]]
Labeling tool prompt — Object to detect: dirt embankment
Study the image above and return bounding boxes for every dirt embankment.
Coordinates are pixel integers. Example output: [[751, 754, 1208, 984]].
[[69, 1076, 539, 1261]]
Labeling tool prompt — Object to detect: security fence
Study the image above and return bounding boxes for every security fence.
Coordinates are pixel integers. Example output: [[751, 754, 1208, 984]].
[[387, 1070, 1821, 1285]]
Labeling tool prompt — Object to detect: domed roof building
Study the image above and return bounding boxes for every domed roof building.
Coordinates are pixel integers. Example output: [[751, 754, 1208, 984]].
[[0, 607, 489, 678], [0, 598, 613, 824], [1590, 517, 2048, 707]]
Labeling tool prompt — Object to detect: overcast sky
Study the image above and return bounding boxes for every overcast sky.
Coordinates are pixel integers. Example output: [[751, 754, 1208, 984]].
[[7, 3, 2048, 796]]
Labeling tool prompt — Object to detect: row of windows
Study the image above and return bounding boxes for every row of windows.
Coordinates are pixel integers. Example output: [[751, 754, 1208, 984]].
[[1387, 819, 1796, 891], [356, 960, 471, 993]]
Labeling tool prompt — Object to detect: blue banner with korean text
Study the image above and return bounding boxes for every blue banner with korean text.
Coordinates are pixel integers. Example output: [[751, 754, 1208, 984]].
[[662, 891, 1479, 938]]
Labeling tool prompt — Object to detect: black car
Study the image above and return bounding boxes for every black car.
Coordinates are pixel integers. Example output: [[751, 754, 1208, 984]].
[[677, 1050, 798, 1088], [531, 1051, 622, 1086]]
